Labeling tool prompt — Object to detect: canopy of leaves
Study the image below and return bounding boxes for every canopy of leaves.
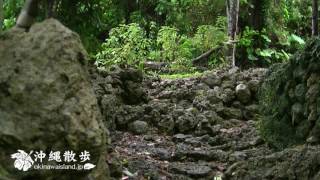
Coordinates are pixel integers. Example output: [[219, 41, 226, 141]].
[[0, 0, 313, 71]]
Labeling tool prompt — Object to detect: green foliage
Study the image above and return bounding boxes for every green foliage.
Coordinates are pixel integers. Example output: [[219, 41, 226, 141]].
[[2, 0, 314, 71], [288, 34, 305, 45], [238, 27, 305, 66], [155, 0, 225, 33], [194, 25, 225, 50], [235, 0, 310, 67], [96, 16, 228, 72], [2, 0, 113, 52], [155, 26, 195, 69], [95, 23, 150, 68], [55, 0, 115, 53], [95, 24, 194, 71], [3, 18, 15, 29], [2, 0, 23, 30], [193, 17, 228, 67], [268, 0, 311, 36], [130, 11, 148, 27], [157, 26, 180, 62]]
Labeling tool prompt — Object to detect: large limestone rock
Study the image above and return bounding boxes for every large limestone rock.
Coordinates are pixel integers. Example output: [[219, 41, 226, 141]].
[[235, 84, 251, 104], [259, 38, 320, 149], [0, 19, 109, 179]]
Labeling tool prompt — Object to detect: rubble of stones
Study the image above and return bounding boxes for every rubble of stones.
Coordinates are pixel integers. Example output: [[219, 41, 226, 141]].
[[90, 66, 272, 179], [220, 38, 320, 180], [90, 66, 267, 136], [91, 64, 320, 179]]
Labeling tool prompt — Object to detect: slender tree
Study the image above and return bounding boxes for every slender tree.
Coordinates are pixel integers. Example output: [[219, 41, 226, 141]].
[[226, 0, 240, 67], [312, 0, 319, 36], [46, 0, 55, 18]]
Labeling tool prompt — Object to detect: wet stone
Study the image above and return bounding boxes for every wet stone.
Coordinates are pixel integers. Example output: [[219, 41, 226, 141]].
[[169, 163, 212, 177], [129, 120, 149, 135]]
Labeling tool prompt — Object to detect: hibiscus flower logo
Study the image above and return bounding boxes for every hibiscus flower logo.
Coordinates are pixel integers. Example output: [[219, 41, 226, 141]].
[[11, 150, 34, 171]]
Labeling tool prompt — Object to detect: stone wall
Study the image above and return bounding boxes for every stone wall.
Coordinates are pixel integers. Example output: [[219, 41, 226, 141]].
[[91, 66, 267, 136], [259, 38, 320, 149]]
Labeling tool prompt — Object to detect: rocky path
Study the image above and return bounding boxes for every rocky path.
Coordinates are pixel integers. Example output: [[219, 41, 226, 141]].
[[90, 67, 276, 179], [90, 66, 320, 180], [110, 120, 272, 179]]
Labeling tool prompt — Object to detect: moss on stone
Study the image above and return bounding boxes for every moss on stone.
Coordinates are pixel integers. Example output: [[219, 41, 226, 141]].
[[259, 38, 320, 149]]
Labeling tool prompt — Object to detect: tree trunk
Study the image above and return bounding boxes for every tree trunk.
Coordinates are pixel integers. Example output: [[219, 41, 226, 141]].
[[250, 0, 268, 31], [16, 0, 39, 29], [226, 0, 240, 67], [0, 0, 3, 31], [124, 0, 136, 24], [312, 0, 319, 36], [46, 0, 55, 18]]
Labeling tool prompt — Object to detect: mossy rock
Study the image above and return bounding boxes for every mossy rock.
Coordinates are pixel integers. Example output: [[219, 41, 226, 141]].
[[0, 19, 110, 179], [259, 38, 320, 149]]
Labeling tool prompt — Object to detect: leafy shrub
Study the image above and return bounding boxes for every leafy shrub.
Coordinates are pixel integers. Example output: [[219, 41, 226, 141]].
[[96, 17, 228, 72], [237, 27, 305, 67], [193, 25, 225, 50], [95, 23, 151, 68], [155, 0, 225, 33], [3, 18, 16, 30], [193, 17, 228, 67], [155, 27, 195, 72], [2, 0, 24, 30], [156, 26, 180, 62]]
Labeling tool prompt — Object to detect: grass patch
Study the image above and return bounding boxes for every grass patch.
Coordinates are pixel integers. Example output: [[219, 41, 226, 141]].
[[160, 72, 203, 79]]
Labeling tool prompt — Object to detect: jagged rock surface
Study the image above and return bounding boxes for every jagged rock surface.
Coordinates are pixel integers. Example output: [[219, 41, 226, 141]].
[[0, 19, 109, 179]]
